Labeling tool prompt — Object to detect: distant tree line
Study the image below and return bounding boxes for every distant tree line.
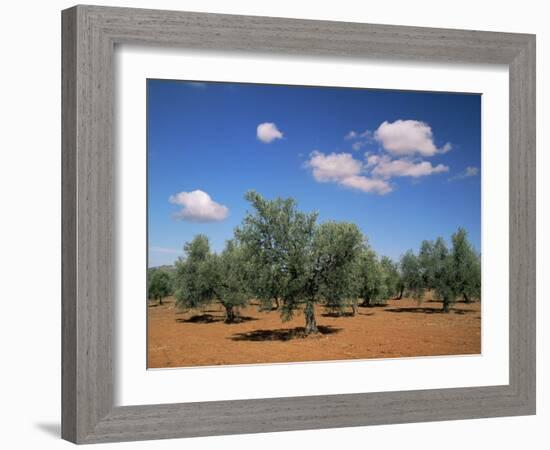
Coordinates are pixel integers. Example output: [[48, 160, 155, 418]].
[[148, 191, 481, 334]]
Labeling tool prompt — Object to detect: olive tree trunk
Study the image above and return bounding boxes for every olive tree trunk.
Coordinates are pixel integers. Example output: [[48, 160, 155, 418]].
[[442, 298, 450, 313], [304, 300, 318, 335], [224, 304, 236, 323]]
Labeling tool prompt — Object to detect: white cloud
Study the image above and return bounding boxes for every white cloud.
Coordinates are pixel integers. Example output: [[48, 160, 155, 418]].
[[365, 153, 380, 167], [340, 175, 392, 195], [306, 151, 362, 182], [305, 151, 391, 195], [372, 156, 449, 179], [374, 120, 452, 157], [169, 190, 229, 222], [257, 122, 283, 143], [449, 166, 479, 181]]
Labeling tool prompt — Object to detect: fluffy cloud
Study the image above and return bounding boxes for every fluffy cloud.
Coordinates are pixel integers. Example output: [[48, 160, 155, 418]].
[[169, 190, 229, 222], [374, 120, 452, 157], [449, 166, 479, 181], [257, 122, 283, 143], [372, 156, 449, 179], [306, 151, 392, 195], [339, 175, 392, 195], [306, 151, 362, 182]]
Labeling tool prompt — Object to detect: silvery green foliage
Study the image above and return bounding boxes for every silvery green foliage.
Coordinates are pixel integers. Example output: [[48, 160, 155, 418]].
[[174, 235, 251, 322], [312, 221, 365, 315], [380, 256, 401, 299], [430, 237, 456, 312], [174, 234, 215, 310], [147, 269, 173, 305], [235, 191, 318, 324], [448, 228, 481, 303], [399, 250, 424, 301], [236, 192, 363, 333], [417, 230, 481, 312], [210, 240, 251, 322], [352, 248, 388, 307]]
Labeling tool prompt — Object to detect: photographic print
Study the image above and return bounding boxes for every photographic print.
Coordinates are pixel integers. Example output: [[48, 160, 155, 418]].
[[147, 80, 481, 369]]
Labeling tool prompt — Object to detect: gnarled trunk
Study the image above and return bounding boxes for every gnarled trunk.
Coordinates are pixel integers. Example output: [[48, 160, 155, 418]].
[[351, 302, 357, 316], [463, 293, 471, 304], [397, 286, 404, 300], [158, 296, 163, 306], [224, 304, 236, 323], [442, 298, 450, 313], [304, 300, 318, 335]]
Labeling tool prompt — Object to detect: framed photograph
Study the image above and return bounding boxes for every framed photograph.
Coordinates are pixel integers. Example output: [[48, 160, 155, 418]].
[[62, 5, 536, 444]]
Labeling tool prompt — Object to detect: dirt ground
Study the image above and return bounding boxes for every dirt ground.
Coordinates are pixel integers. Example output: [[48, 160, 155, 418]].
[[147, 294, 481, 368]]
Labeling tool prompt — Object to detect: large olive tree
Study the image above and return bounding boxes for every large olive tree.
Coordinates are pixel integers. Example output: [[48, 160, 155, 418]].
[[235, 191, 319, 333], [236, 192, 363, 334]]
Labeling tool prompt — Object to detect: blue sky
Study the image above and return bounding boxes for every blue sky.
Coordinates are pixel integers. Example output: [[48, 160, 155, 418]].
[[147, 79, 481, 267]]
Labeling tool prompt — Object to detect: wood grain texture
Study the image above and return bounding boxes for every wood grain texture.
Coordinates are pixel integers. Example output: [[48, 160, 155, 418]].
[[61, 4, 536, 444]]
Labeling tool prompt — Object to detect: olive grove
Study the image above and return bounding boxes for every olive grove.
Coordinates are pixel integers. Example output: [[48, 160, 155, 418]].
[[161, 192, 481, 333]]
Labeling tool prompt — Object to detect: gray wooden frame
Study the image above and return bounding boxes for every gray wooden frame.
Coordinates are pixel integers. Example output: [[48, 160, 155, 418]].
[[62, 4, 536, 444]]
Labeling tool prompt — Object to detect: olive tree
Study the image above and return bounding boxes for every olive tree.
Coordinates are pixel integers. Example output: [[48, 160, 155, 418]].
[[430, 237, 458, 313], [174, 234, 215, 310], [314, 221, 364, 316], [174, 235, 251, 323], [418, 230, 481, 312], [448, 227, 481, 303], [353, 248, 387, 307], [235, 191, 319, 333], [399, 250, 424, 301], [236, 192, 364, 334], [147, 269, 173, 305], [418, 239, 437, 290], [380, 256, 400, 299], [208, 240, 251, 323]]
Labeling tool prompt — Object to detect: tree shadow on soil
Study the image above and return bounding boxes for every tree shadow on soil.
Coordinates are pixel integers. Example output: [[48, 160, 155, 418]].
[[321, 311, 375, 317], [230, 325, 342, 342], [322, 311, 356, 318], [177, 314, 258, 324], [387, 307, 475, 315]]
